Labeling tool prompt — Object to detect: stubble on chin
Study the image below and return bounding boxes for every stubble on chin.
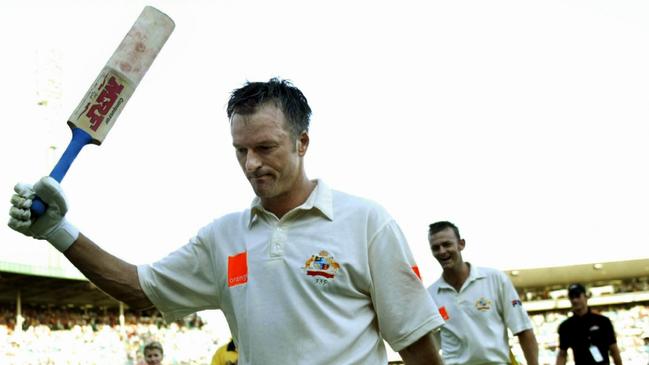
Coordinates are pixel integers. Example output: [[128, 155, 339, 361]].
[[250, 180, 275, 199]]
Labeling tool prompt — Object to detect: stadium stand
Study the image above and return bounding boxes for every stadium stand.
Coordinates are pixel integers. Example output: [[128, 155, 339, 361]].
[[507, 258, 649, 365], [2, 258, 649, 364], [0, 266, 225, 364]]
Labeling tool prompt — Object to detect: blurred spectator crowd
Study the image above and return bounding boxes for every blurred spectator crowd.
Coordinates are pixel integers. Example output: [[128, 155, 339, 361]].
[[511, 304, 649, 365], [519, 277, 649, 302], [0, 304, 222, 364], [2, 302, 649, 364]]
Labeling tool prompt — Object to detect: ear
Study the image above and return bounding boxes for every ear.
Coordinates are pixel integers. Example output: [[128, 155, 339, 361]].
[[458, 238, 466, 251], [297, 131, 309, 156]]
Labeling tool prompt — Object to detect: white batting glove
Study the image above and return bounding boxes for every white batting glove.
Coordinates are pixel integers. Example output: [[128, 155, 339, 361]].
[[8, 177, 79, 253]]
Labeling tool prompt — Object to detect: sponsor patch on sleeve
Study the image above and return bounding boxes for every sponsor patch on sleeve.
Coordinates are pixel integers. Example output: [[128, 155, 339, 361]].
[[439, 306, 449, 320], [411, 265, 421, 280], [511, 299, 522, 307]]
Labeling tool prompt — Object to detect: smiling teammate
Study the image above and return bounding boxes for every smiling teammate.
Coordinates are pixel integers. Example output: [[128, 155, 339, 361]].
[[426, 221, 538, 365]]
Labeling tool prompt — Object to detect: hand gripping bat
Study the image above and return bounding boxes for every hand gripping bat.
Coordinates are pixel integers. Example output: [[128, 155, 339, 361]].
[[30, 6, 175, 216]]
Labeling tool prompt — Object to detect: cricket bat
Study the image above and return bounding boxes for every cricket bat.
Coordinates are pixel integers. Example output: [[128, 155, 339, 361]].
[[31, 6, 175, 216]]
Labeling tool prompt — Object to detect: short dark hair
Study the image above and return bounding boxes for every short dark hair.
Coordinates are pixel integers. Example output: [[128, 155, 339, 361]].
[[428, 221, 461, 240], [568, 283, 587, 298], [144, 341, 163, 354], [227, 78, 312, 139]]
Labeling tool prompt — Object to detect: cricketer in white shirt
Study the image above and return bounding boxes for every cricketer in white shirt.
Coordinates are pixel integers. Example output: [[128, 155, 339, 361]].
[[428, 265, 534, 364], [426, 221, 539, 365], [139, 181, 445, 364]]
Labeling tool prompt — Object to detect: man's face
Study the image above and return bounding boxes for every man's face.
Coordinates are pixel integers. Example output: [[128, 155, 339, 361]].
[[231, 103, 307, 202], [569, 293, 588, 312], [429, 227, 465, 270], [144, 349, 163, 365]]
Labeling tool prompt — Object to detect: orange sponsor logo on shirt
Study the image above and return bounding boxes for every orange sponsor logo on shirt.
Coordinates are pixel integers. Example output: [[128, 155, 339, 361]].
[[411, 265, 421, 280], [439, 306, 449, 320], [228, 251, 248, 287]]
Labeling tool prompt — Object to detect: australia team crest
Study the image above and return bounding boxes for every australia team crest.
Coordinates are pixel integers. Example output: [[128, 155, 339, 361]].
[[475, 297, 492, 312], [303, 250, 340, 285]]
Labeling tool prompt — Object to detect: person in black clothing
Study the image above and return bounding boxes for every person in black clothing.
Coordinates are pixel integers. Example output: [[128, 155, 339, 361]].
[[555, 283, 623, 365]]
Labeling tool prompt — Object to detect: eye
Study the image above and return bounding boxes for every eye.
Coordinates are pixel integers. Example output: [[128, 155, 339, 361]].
[[257, 145, 276, 153]]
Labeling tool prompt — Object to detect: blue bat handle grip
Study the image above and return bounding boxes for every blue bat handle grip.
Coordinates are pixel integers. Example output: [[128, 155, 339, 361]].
[[31, 128, 94, 217]]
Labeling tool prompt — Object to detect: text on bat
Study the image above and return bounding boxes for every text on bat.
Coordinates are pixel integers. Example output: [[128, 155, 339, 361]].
[[87, 76, 125, 131]]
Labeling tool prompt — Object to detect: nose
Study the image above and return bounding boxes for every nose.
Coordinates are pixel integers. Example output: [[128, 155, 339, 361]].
[[245, 151, 262, 172], [432, 247, 445, 259]]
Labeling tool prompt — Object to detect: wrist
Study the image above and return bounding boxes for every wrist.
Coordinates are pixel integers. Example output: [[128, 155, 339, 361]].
[[46, 219, 80, 253]]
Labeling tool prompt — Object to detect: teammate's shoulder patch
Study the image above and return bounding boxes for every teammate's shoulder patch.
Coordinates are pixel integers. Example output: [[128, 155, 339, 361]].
[[439, 306, 450, 320]]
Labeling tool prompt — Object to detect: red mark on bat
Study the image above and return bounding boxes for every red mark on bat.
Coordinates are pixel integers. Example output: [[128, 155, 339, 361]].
[[119, 62, 132, 73], [86, 76, 125, 131]]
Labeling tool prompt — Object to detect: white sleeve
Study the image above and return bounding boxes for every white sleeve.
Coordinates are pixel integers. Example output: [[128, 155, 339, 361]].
[[498, 270, 532, 335], [138, 227, 222, 322], [368, 219, 445, 352]]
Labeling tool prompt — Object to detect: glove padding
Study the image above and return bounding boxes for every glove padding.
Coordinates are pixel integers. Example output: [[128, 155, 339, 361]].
[[8, 177, 79, 252]]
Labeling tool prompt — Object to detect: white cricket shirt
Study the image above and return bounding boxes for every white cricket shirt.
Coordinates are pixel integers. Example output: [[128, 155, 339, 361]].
[[427, 265, 532, 365], [138, 180, 444, 364]]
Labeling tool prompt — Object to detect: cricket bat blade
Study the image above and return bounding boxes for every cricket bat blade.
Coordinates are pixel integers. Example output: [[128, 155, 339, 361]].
[[30, 6, 174, 217]]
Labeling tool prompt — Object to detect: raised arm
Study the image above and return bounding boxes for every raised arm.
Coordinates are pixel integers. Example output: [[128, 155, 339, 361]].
[[8, 177, 153, 310], [65, 233, 153, 309]]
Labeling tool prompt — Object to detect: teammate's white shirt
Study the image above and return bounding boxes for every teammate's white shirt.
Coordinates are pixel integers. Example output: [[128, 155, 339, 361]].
[[428, 264, 532, 365], [138, 180, 444, 364]]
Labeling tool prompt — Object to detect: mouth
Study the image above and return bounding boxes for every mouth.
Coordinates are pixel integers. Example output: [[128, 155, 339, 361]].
[[249, 174, 272, 182]]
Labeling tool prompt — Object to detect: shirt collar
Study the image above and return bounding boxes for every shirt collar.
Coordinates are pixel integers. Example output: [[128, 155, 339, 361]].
[[466, 263, 486, 281], [247, 179, 334, 227], [437, 262, 486, 292]]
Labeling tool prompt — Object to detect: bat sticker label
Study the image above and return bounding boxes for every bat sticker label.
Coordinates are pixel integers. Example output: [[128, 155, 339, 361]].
[[86, 75, 125, 131], [68, 67, 134, 144]]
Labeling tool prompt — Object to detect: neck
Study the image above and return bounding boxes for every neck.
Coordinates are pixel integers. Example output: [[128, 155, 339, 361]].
[[574, 306, 588, 317], [443, 261, 470, 291], [262, 177, 315, 218]]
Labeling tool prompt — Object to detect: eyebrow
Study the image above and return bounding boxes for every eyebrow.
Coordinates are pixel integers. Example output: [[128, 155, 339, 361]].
[[233, 140, 279, 148]]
